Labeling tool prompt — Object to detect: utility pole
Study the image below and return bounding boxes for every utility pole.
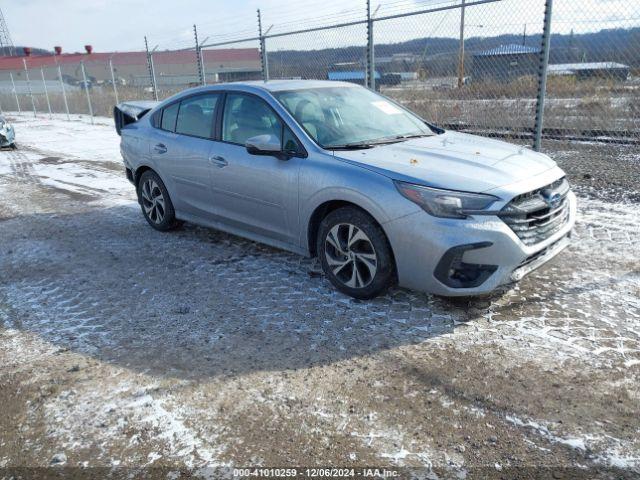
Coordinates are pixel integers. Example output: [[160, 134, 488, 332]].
[[257, 9, 269, 82], [194, 24, 205, 86], [457, 0, 466, 89], [145, 36, 158, 100], [23, 58, 37, 117]]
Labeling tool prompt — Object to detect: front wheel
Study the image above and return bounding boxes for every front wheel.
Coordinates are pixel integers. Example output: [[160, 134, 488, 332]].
[[137, 170, 181, 231], [317, 207, 396, 299]]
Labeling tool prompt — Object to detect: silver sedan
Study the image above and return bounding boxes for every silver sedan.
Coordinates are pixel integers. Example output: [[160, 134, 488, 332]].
[[116, 80, 575, 299]]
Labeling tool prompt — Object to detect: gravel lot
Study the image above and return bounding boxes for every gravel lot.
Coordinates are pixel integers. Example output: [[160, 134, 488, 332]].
[[0, 114, 639, 479]]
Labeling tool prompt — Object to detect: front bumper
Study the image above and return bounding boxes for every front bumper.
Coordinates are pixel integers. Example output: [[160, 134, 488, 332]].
[[384, 191, 577, 296]]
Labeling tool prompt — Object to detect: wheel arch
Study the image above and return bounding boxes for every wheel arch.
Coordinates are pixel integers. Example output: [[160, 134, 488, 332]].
[[133, 164, 156, 189], [305, 198, 396, 273]]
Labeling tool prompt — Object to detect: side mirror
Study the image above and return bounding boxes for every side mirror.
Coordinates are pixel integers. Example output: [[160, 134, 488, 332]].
[[246, 134, 282, 157]]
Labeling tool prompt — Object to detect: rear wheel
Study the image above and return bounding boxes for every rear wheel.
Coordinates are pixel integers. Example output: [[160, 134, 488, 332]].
[[317, 207, 396, 299], [137, 170, 181, 231]]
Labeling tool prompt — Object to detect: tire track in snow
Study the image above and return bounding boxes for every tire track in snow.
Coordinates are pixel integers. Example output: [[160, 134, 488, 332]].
[[6, 149, 41, 185]]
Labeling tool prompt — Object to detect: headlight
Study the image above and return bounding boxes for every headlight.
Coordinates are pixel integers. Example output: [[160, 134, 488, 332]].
[[394, 181, 499, 219]]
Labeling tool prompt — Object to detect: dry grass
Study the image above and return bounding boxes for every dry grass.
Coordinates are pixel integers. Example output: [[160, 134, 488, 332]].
[[2, 76, 638, 136], [383, 76, 639, 134]]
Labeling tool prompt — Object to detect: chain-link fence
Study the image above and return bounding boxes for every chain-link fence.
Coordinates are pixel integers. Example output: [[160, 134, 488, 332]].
[[0, 54, 153, 120], [266, 22, 369, 81], [542, 0, 640, 142], [201, 39, 263, 86], [0, 0, 638, 148], [375, 0, 547, 137]]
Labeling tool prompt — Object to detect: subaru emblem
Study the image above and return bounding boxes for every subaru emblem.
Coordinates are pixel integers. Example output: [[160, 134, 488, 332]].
[[542, 189, 562, 208]]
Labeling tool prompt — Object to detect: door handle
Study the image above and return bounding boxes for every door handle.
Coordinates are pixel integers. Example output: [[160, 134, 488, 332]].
[[209, 155, 228, 168], [154, 143, 167, 154]]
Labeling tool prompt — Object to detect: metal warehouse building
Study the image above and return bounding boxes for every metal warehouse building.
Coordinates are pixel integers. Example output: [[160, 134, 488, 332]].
[[548, 62, 630, 81], [471, 44, 540, 82]]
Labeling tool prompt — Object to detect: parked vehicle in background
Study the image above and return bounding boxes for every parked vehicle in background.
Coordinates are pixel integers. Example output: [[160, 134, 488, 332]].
[[115, 80, 576, 299], [0, 115, 16, 149]]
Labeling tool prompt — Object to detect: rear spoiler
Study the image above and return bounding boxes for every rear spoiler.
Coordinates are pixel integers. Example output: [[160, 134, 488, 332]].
[[114, 100, 159, 135]]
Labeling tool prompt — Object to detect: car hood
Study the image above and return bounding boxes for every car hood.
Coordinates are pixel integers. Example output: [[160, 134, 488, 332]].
[[333, 131, 558, 193]]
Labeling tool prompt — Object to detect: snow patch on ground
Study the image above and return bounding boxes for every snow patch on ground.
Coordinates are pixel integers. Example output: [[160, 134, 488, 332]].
[[44, 376, 227, 468], [506, 414, 640, 471]]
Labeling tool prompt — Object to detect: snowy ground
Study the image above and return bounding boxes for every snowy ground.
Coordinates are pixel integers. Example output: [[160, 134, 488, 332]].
[[0, 114, 639, 479]]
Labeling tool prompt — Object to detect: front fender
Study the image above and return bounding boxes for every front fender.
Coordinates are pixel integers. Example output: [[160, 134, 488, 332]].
[[299, 157, 421, 253]]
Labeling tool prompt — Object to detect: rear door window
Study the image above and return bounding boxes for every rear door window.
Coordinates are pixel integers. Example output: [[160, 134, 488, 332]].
[[175, 94, 219, 139]]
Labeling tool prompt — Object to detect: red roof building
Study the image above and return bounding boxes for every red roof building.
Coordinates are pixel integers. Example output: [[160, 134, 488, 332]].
[[0, 49, 261, 86]]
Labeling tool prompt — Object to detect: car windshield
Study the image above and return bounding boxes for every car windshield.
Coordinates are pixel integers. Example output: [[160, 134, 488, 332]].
[[273, 86, 435, 149]]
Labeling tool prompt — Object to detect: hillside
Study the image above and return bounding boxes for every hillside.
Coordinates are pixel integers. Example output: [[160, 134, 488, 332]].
[[1, 46, 50, 57], [267, 27, 640, 78]]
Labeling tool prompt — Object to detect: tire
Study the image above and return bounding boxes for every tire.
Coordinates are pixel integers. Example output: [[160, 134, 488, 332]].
[[317, 207, 396, 299], [137, 170, 181, 231]]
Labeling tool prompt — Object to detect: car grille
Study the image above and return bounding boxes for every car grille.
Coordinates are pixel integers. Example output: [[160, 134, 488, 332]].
[[499, 178, 571, 246], [517, 233, 570, 270]]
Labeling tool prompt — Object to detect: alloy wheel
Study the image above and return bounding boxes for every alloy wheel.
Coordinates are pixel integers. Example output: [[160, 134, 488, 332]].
[[141, 179, 166, 224], [324, 223, 378, 289]]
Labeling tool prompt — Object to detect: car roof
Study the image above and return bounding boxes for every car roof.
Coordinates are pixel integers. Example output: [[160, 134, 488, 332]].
[[238, 79, 358, 92], [180, 80, 358, 96], [157, 80, 361, 107]]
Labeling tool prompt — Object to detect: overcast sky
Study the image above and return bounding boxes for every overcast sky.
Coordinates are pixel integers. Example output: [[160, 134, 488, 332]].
[[4, 0, 636, 53]]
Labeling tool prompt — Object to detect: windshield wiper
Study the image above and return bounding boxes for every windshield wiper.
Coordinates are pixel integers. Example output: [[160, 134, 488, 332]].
[[329, 142, 375, 150], [394, 133, 433, 141], [328, 137, 404, 150], [329, 133, 434, 150]]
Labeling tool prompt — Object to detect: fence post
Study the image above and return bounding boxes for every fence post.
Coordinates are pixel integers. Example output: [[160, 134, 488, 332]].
[[257, 9, 269, 82], [194, 24, 205, 86], [41, 68, 52, 118], [199, 47, 207, 85], [366, 0, 375, 90], [457, 0, 466, 89], [533, 0, 553, 151], [145, 36, 158, 100], [9, 72, 20, 114], [23, 58, 37, 118], [80, 61, 94, 124], [57, 63, 70, 121], [109, 55, 120, 105]]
